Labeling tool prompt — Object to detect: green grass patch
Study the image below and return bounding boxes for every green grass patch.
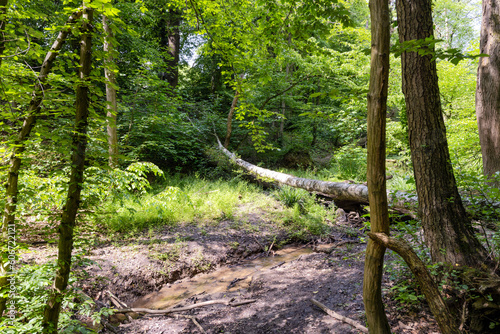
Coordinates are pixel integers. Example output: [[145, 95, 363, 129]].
[[99, 174, 268, 233]]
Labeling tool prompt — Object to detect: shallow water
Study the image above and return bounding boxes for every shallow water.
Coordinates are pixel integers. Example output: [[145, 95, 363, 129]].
[[132, 246, 313, 310]]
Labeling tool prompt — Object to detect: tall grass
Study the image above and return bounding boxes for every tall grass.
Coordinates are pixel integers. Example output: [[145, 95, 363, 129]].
[[100, 175, 267, 233]]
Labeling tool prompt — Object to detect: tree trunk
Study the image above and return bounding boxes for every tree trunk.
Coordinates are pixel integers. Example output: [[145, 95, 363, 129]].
[[368, 233, 460, 334], [476, 0, 500, 187], [363, 0, 391, 332], [0, 0, 8, 317], [103, 15, 118, 168], [224, 90, 240, 148], [0, 9, 80, 317], [158, 9, 180, 90], [395, 0, 488, 267], [42, 4, 93, 332]]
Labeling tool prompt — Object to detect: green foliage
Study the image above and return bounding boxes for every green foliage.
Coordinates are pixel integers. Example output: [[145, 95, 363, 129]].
[[0, 255, 112, 333], [274, 186, 310, 209], [331, 145, 367, 181]]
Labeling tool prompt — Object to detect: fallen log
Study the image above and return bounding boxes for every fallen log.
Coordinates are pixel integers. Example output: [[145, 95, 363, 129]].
[[114, 299, 257, 315], [216, 138, 418, 210]]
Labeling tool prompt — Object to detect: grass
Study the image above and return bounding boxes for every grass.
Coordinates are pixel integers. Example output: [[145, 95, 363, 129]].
[[97, 172, 335, 240], [100, 174, 268, 233]]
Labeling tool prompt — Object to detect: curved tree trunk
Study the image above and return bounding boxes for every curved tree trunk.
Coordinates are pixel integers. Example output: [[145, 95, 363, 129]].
[[42, 4, 93, 332], [368, 233, 460, 334], [0, 9, 81, 317], [476, 0, 500, 187], [363, 0, 391, 332], [395, 0, 488, 267]]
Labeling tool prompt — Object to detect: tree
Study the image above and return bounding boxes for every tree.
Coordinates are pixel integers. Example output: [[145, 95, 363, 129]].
[[362, 0, 391, 332], [0, 9, 82, 316], [103, 15, 119, 168], [476, 0, 500, 187], [395, 0, 488, 267], [42, 3, 93, 332]]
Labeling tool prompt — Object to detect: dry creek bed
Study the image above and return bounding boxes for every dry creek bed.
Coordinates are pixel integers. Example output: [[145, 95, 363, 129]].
[[22, 207, 440, 334]]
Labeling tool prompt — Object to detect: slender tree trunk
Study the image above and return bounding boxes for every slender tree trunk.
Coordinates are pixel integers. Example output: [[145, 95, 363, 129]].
[[103, 15, 118, 168], [42, 4, 93, 332], [476, 0, 500, 187], [363, 0, 391, 332], [224, 90, 240, 148], [0, 9, 80, 316], [396, 0, 488, 267], [0, 0, 9, 317]]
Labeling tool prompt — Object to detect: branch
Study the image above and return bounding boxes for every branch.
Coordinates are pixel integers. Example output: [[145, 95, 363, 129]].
[[310, 299, 368, 333], [114, 299, 256, 315]]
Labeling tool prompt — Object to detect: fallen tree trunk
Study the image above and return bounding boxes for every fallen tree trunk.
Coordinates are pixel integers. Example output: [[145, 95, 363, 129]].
[[216, 138, 418, 209]]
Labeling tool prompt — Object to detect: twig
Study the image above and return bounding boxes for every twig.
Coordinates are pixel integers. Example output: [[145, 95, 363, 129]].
[[114, 299, 257, 314], [266, 239, 275, 257], [106, 290, 133, 322], [106, 290, 128, 308], [270, 261, 285, 269], [252, 236, 266, 252], [170, 314, 207, 333], [310, 299, 368, 333]]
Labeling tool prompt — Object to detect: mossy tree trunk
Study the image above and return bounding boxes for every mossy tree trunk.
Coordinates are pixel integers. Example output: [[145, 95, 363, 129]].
[[42, 4, 93, 332], [363, 0, 391, 332], [395, 0, 489, 267]]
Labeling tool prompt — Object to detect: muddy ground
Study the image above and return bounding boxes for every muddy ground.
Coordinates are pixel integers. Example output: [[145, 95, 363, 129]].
[[23, 205, 440, 334]]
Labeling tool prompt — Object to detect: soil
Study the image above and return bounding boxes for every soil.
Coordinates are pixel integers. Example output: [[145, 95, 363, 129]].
[[21, 204, 440, 334]]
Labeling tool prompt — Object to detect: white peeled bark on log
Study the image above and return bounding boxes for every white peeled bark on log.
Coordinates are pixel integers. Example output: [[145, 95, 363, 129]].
[[217, 138, 418, 208], [217, 139, 500, 210]]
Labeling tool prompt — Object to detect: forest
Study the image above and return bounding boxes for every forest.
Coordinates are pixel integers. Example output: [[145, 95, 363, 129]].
[[0, 0, 499, 333]]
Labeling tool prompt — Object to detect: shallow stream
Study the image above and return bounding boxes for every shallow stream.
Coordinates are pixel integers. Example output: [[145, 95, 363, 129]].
[[132, 246, 314, 310]]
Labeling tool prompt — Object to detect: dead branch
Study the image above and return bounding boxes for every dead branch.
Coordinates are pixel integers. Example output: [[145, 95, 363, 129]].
[[114, 299, 257, 315], [310, 298, 368, 333]]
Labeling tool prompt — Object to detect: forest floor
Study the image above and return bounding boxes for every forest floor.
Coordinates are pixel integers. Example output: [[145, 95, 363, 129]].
[[23, 203, 440, 334]]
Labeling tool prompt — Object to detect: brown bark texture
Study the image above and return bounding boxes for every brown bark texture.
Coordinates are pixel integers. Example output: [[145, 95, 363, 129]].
[[158, 9, 180, 89], [0, 9, 81, 317], [42, 5, 93, 332], [363, 0, 391, 332], [476, 0, 500, 186], [395, 0, 488, 267], [103, 15, 119, 168], [224, 90, 240, 148], [368, 233, 460, 334]]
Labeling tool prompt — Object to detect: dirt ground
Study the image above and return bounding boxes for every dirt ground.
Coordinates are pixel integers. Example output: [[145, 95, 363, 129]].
[[22, 205, 440, 334]]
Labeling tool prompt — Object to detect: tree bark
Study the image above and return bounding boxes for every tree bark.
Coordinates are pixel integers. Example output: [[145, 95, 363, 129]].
[[217, 137, 420, 207], [42, 4, 93, 332], [395, 0, 488, 267], [158, 8, 180, 90], [363, 0, 391, 332], [103, 15, 118, 168], [368, 233, 460, 334], [476, 0, 500, 187], [0, 9, 81, 317]]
